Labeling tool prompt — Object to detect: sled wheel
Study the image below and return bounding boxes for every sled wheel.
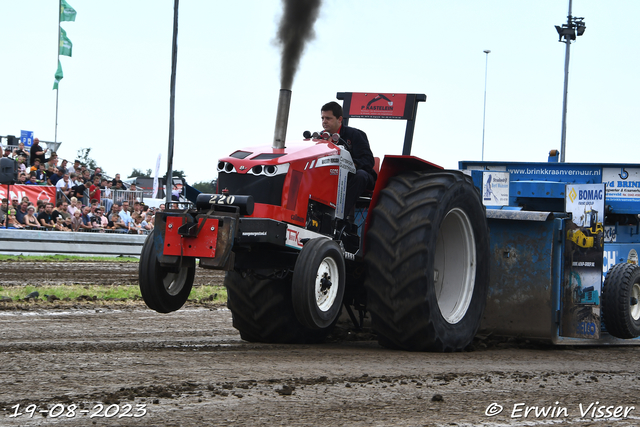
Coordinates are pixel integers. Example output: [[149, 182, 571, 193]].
[[364, 170, 489, 352], [602, 263, 640, 339], [139, 231, 195, 313], [225, 269, 335, 343], [292, 238, 346, 329]]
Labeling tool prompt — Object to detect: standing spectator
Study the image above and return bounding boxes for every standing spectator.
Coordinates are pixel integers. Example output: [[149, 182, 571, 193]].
[[56, 173, 73, 198], [89, 176, 101, 206], [101, 178, 113, 213], [110, 212, 128, 233], [118, 201, 133, 227], [81, 169, 91, 183], [130, 213, 145, 234], [67, 197, 80, 216], [15, 155, 27, 174], [15, 201, 29, 224], [79, 206, 92, 231], [0, 198, 8, 223], [13, 142, 30, 159], [29, 138, 46, 165], [111, 173, 122, 186], [38, 202, 62, 229], [71, 178, 87, 203], [91, 207, 108, 230], [3, 147, 11, 158], [23, 206, 40, 228], [70, 210, 83, 231], [55, 201, 72, 227], [10, 197, 20, 212]]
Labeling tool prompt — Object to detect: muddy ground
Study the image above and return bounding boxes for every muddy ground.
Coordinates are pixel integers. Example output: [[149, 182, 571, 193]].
[[1, 262, 640, 426]]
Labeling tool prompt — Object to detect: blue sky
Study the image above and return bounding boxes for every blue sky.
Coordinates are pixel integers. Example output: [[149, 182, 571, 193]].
[[2, 1, 639, 184]]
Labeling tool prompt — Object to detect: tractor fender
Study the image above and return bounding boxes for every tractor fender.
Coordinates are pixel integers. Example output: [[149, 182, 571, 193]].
[[364, 155, 443, 239]]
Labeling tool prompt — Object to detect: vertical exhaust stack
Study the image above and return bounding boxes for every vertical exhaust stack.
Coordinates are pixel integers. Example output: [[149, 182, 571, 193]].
[[272, 89, 292, 149]]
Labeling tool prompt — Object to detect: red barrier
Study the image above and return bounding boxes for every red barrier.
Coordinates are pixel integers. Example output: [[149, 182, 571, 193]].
[[0, 185, 57, 204]]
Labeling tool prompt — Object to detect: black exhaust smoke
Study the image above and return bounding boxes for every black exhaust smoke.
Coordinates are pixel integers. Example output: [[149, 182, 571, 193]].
[[272, 0, 322, 149]]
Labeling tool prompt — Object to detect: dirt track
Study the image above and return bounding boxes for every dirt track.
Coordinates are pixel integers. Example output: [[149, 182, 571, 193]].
[[1, 262, 640, 426]]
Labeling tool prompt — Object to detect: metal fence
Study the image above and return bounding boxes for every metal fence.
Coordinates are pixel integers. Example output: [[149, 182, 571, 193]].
[[0, 228, 147, 256]]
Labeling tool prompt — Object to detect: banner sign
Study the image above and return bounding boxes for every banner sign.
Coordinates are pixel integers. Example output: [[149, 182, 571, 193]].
[[482, 171, 509, 206], [562, 183, 605, 339], [0, 185, 57, 204], [20, 131, 34, 149]]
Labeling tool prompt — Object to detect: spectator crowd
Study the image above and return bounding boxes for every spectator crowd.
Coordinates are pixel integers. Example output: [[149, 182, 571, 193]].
[[1, 137, 162, 234]]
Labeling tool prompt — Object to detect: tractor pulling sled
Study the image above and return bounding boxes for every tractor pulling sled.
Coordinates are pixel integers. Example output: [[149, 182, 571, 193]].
[[139, 91, 490, 352]]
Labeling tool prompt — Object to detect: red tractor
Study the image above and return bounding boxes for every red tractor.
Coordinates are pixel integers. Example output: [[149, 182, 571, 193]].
[[139, 91, 489, 351]]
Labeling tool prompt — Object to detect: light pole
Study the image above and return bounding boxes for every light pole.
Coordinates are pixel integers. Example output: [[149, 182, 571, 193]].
[[481, 49, 490, 161], [555, 0, 586, 162]]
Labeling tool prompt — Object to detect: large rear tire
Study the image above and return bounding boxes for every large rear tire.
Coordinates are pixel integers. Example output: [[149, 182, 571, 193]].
[[602, 263, 640, 339], [225, 270, 335, 343], [364, 170, 489, 352], [139, 231, 195, 313], [292, 238, 346, 329]]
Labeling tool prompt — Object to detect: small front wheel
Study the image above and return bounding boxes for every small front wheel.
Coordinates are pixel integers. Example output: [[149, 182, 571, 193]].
[[292, 238, 346, 329], [139, 231, 195, 313]]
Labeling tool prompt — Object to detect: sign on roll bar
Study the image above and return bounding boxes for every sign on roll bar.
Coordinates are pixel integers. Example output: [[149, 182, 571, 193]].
[[336, 92, 426, 156]]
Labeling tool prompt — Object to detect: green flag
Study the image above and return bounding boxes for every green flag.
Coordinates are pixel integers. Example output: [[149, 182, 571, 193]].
[[59, 27, 73, 57], [60, 0, 76, 22], [53, 60, 63, 90]]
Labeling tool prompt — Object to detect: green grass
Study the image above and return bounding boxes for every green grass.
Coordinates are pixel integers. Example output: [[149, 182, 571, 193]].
[[0, 284, 227, 304], [0, 254, 139, 262]]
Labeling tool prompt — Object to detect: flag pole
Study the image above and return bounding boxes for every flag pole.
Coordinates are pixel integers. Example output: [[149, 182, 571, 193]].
[[166, 0, 179, 206], [55, 0, 61, 145]]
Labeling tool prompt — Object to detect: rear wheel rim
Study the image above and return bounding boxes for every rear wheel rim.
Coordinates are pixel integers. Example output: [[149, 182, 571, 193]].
[[315, 256, 339, 312], [631, 281, 640, 321], [434, 208, 477, 324]]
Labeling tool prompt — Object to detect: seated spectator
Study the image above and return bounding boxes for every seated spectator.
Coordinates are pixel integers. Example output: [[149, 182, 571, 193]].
[[29, 158, 41, 173], [90, 167, 103, 182], [23, 206, 40, 228], [25, 172, 39, 185], [36, 202, 46, 218], [17, 172, 28, 185], [3, 147, 11, 158], [56, 172, 73, 197], [6, 211, 24, 229], [15, 201, 29, 224], [58, 159, 69, 174], [21, 196, 30, 204], [111, 173, 122, 186], [35, 163, 47, 183], [39, 202, 62, 229], [49, 168, 64, 187], [70, 159, 82, 174]]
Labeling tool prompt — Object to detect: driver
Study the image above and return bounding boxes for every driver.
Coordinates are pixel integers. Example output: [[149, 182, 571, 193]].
[[321, 101, 377, 218]]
